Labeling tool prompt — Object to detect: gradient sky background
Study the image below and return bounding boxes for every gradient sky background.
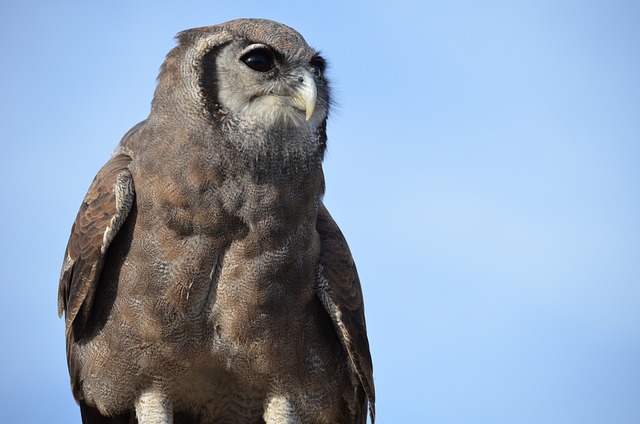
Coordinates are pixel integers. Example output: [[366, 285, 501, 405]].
[[1, 1, 639, 423]]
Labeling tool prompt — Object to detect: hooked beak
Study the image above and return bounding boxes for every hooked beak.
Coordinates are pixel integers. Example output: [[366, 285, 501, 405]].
[[289, 69, 317, 121]]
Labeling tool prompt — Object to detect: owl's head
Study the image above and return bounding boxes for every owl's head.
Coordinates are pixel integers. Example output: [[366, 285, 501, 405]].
[[154, 19, 331, 130]]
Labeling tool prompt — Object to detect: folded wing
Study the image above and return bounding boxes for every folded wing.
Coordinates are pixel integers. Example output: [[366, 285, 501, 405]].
[[58, 153, 134, 340], [316, 203, 375, 423]]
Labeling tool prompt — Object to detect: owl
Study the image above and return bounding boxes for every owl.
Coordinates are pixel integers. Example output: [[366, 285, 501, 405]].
[[58, 19, 374, 424]]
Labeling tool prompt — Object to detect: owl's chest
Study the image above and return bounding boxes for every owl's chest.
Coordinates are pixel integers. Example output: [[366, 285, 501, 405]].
[[204, 224, 327, 378], [138, 157, 321, 231], [133, 167, 323, 306]]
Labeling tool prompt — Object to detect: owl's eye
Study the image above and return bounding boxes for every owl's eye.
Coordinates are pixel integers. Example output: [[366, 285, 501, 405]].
[[310, 55, 326, 79], [241, 48, 275, 72]]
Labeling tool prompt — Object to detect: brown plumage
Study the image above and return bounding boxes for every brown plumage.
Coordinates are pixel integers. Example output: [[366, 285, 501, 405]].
[[58, 19, 374, 423]]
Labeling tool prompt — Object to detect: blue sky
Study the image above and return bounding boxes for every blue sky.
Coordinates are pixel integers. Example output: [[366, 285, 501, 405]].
[[1, 1, 639, 422]]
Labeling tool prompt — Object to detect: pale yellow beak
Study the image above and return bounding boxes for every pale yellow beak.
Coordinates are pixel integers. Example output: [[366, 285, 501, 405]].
[[290, 69, 317, 121]]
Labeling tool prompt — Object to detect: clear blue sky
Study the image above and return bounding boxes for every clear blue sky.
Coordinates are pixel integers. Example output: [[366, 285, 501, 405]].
[[1, 1, 639, 422]]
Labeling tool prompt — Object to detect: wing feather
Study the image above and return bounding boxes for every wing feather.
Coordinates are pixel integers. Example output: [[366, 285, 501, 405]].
[[58, 153, 134, 339], [316, 203, 375, 423]]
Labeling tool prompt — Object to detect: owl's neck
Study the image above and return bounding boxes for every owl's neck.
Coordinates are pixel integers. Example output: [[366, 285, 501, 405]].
[[216, 118, 327, 178]]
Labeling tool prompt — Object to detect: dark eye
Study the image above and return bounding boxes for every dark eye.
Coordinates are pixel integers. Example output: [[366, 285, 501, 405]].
[[310, 56, 326, 78], [241, 48, 275, 72]]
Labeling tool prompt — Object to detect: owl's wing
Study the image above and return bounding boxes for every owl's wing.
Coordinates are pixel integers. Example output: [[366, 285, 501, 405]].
[[316, 203, 375, 423], [58, 153, 134, 340]]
